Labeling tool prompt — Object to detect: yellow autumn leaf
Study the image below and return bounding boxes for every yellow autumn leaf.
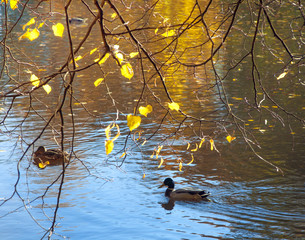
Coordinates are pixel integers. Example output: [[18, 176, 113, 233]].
[[98, 53, 110, 64], [161, 29, 175, 37], [90, 48, 98, 55], [179, 162, 183, 172], [158, 157, 164, 168], [155, 28, 159, 34], [52, 23, 64, 37], [142, 173, 146, 179], [129, 52, 139, 58], [226, 135, 236, 143], [168, 102, 180, 111], [94, 78, 104, 87], [120, 152, 126, 158], [139, 105, 152, 117], [210, 139, 214, 151], [112, 124, 120, 141], [43, 84, 52, 94], [187, 154, 194, 165], [105, 123, 114, 140], [105, 140, 114, 155], [191, 143, 198, 152], [10, 0, 18, 10], [74, 55, 83, 61], [22, 17, 36, 30], [186, 142, 190, 150], [199, 138, 205, 148], [105, 123, 120, 141], [111, 13, 117, 19], [115, 52, 124, 64], [121, 63, 134, 80], [19, 28, 40, 41], [155, 145, 163, 159], [38, 22, 44, 29], [277, 71, 288, 80], [127, 114, 141, 131], [30, 74, 40, 87]]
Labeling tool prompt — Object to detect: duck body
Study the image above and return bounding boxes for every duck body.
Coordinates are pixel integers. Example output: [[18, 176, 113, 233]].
[[69, 17, 88, 25], [161, 178, 210, 201], [33, 146, 68, 166]]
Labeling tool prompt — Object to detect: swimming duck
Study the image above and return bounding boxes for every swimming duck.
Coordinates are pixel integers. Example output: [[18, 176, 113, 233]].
[[68, 17, 88, 25], [33, 146, 68, 167], [160, 178, 210, 200]]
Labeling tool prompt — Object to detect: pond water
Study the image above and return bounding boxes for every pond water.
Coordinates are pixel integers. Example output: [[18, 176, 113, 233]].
[[1, 1, 305, 239]]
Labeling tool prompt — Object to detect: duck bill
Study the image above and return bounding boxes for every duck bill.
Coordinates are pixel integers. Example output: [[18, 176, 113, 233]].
[[158, 183, 165, 188]]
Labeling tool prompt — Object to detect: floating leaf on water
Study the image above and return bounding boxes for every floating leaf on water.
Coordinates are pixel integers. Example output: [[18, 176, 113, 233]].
[[52, 23, 64, 37], [98, 53, 110, 64], [111, 13, 117, 19]]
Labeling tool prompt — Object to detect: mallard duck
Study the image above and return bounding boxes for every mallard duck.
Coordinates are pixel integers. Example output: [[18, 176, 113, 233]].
[[160, 178, 210, 200], [33, 146, 68, 167]]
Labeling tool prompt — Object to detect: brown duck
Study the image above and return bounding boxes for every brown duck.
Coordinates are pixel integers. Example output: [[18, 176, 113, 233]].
[[33, 146, 68, 167], [160, 178, 210, 201]]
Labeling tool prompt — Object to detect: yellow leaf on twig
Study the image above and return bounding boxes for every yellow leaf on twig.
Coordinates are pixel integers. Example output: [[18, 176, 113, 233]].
[[199, 138, 205, 148], [168, 102, 180, 111], [94, 78, 104, 87], [52, 23, 64, 37], [43, 84, 52, 94], [22, 17, 36, 30], [187, 154, 194, 165], [139, 105, 152, 117], [121, 63, 134, 80], [30, 74, 40, 87], [277, 71, 288, 80], [129, 52, 139, 58], [10, 0, 18, 10], [210, 139, 214, 151], [105, 140, 114, 155], [226, 135, 236, 143], [19, 28, 40, 41], [127, 115, 141, 131], [161, 29, 175, 37], [179, 162, 183, 171]]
